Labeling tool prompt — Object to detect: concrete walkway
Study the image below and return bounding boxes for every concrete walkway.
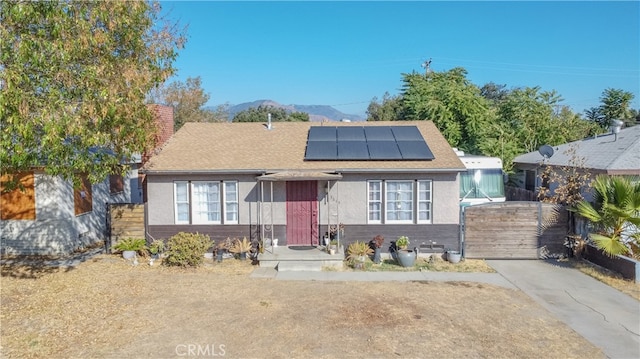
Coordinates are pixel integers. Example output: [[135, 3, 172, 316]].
[[251, 267, 516, 288], [252, 260, 640, 358], [488, 260, 640, 359]]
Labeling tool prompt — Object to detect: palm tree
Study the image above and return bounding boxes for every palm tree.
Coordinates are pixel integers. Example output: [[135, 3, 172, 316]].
[[571, 176, 640, 257]]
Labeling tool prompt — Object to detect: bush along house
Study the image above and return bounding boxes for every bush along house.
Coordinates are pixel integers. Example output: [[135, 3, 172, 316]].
[[142, 120, 466, 253]]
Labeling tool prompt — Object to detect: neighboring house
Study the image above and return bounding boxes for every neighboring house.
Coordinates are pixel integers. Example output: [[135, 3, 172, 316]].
[[142, 121, 466, 251], [512, 125, 640, 202], [0, 104, 174, 256], [0, 171, 134, 255]]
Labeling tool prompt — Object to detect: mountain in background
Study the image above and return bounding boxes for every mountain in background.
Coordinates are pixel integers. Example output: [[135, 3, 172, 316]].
[[221, 100, 365, 122]]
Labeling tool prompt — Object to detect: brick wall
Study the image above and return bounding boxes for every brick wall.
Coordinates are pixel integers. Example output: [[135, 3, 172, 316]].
[[144, 104, 174, 163]]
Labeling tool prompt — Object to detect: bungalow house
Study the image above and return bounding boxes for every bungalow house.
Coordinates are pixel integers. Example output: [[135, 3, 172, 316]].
[[512, 124, 640, 202], [0, 104, 174, 256], [142, 120, 466, 252]]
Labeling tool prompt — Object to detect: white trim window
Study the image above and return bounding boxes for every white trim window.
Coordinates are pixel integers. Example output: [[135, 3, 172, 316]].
[[367, 179, 433, 224], [368, 180, 382, 223], [417, 180, 432, 223], [191, 181, 221, 224], [386, 180, 414, 223], [174, 181, 190, 224], [173, 180, 238, 225], [224, 181, 239, 224]]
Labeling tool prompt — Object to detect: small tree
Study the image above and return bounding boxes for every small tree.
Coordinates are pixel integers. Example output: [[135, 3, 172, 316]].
[[537, 145, 592, 207]]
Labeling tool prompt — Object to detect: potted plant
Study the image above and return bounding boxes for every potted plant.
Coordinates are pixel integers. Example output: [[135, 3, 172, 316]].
[[346, 241, 373, 270], [229, 237, 252, 260], [113, 237, 147, 260], [216, 237, 232, 262], [148, 239, 165, 259], [446, 249, 462, 264], [369, 235, 384, 264], [328, 239, 338, 255], [396, 236, 409, 250], [395, 236, 416, 267], [148, 239, 165, 265]]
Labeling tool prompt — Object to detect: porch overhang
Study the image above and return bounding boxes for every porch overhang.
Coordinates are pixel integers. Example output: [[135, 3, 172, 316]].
[[256, 171, 343, 182]]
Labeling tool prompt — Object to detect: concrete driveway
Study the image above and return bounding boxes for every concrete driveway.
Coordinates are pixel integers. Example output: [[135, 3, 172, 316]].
[[488, 260, 640, 359]]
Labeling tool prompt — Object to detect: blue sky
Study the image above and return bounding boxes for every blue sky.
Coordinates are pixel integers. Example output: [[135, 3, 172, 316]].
[[162, 1, 640, 117]]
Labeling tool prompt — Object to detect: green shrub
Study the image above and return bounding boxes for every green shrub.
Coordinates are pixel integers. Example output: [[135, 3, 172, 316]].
[[113, 237, 147, 253], [163, 232, 213, 267]]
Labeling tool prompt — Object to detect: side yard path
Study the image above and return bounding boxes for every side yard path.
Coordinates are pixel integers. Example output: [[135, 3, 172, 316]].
[[488, 260, 640, 359]]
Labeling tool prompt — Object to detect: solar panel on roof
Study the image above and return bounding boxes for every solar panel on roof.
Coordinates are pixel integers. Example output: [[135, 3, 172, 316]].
[[307, 127, 336, 141], [337, 141, 370, 160], [397, 140, 435, 160], [305, 141, 337, 160], [337, 127, 366, 141], [367, 141, 402, 159], [364, 126, 394, 141], [304, 125, 434, 161], [391, 126, 424, 141]]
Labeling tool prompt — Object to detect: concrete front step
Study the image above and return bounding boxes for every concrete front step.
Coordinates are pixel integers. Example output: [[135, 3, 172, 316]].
[[258, 245, 345, 272]]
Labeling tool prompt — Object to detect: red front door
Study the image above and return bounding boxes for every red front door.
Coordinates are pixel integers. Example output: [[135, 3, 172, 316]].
[[286, 181, 318, 245]]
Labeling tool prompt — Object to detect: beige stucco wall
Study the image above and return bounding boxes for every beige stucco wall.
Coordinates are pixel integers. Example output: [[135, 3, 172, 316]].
[[146, 171, 461, 226]]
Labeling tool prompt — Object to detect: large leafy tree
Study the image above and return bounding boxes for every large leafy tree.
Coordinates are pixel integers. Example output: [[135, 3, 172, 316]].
[[598, 88, 635, 128], [366, 92, 402, 122], [152, 76, 225, 131], [0, 1, 185, 184], [232, 105, 309, 123], [477, 87, 600, 173], [572, 176, 640, 258], [399, 68, 493, 154]]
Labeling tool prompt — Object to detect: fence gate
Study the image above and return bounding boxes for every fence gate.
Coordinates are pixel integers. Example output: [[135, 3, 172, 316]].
[[108, 203, 145, 251], [463, 201, 567, 259]]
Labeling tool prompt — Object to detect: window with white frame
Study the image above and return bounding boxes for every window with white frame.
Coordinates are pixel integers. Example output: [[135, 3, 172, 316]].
[[192, 181, 220, 224], [386, 180, 413, 223], [417, 180, 432, 223], [174, 182, 190, 224], [224, 181, 239, 224], [174, 181, 238, 225], [368, 180, 382, 223], [366, 179, 433, 224]]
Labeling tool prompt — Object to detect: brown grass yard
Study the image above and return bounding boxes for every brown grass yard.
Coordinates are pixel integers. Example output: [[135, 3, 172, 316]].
[[1, 255, 604, 359]]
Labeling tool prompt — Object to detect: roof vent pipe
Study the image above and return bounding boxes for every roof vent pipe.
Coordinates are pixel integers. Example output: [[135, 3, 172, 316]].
[[610, 119, 623, 141], [267, 113, 272, 130]]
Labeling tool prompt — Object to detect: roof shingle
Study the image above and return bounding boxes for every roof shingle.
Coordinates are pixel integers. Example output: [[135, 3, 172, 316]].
[[143, 121, 464, 173], [513, 125, 640, 175]]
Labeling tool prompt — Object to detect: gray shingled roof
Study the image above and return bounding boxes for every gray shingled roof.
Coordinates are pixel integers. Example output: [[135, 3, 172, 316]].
[[513, 125, 640, 175], [143, 121, 465, 174]]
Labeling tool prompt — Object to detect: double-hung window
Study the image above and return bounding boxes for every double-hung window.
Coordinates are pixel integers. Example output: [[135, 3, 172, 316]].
[[368, 181, 382, 223], [174, 181, 238, 224], [367, 179, 433, 224], [224, 181, 239, 223], [417, 180, 432, 223]]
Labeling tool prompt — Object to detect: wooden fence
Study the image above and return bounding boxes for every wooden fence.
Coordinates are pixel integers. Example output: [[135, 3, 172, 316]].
[[108, 203, 145, 251], [464, 201, 568, 259]]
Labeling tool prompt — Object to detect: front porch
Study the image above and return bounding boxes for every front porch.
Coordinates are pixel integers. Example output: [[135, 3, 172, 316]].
[[258, 245, 345, 272]]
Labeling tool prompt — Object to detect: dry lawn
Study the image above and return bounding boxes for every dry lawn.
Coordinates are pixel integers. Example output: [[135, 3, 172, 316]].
[[1, 255, 604, 359]]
